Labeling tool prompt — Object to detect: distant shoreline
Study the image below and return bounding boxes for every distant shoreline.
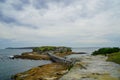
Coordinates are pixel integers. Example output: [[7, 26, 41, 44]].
[[5, 47, 35, 49], [6, 47, 101, 49]]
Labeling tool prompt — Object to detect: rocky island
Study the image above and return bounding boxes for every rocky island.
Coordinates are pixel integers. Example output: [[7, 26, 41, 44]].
[[13, 46, 72, 60], [12, 47, 120, 80]]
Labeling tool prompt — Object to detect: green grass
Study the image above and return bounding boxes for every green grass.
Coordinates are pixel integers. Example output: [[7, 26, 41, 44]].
[[107, 52, 120, 64]]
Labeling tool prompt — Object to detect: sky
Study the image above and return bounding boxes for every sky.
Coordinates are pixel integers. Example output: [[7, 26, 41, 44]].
[[0, 0, 120, 48]]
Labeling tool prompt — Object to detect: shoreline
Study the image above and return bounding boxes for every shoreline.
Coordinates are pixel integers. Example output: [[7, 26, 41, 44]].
[[11, 47, 120, 80], [12, 54, 120, 80]]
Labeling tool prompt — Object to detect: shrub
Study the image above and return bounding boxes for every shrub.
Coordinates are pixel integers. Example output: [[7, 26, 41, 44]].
[[92, 47, 120, 55], [33, 46, 56, 52]]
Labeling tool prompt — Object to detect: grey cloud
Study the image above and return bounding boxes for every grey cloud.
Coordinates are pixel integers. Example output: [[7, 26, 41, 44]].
[[11, 3, 25, 11], [0, 0, 6, 3], [0, 12, 16, 23], [33, 0, 48, 9], [11, 0, 30, 11], [21, 0, 30, 4], [32, 0, 74, 9]]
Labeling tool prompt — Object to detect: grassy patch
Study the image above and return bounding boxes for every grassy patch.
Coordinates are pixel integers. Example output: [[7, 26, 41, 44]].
[[107, 52, 120, 64]]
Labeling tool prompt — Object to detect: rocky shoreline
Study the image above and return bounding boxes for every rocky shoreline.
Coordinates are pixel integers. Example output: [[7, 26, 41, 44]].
[[11, 46, 120, 80], [13, 51, 73, 60], [12, 46, 73, 60], [60, 55, 120, 80], [12, 54, 120, 80]]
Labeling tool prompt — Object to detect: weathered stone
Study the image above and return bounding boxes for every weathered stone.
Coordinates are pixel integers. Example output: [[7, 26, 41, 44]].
[[13, 63, 68, 80]]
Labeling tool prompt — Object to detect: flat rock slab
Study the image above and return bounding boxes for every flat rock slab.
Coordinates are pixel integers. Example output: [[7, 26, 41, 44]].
[[14, 54, 50, 60], [59, 55, 120, 80]]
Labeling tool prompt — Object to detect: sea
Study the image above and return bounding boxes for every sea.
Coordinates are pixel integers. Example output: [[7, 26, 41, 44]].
[[0, 47, 99, 80]]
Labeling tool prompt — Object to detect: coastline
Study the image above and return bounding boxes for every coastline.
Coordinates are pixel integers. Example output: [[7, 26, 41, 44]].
[[12, 54, 120, 80], [10, 47, 120, 80]]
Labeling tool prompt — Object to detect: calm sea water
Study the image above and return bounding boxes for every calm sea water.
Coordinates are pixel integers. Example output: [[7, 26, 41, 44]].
[[0, 49, 51, 80], [0, 47, 99, 80], [72, 47, 100, 54]]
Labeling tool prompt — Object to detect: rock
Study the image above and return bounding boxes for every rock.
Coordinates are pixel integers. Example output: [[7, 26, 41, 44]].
[[59, 55, 120, 80], [56, 70, 68, 75], [9, 55, 14, 59], [72, 52, 87, 54], [13, 63, 68, 80], [13, 51, 73, 60], [12, 46, 73, 60], [44, 77, 58, 80], [13, 53, 50, 60]]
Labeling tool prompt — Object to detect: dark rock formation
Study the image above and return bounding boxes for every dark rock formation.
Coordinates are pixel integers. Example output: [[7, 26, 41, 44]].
[[72, 52, 87, 54]]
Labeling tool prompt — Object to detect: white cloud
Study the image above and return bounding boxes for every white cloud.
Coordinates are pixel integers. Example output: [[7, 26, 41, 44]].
[[0, 0, 120, 47]]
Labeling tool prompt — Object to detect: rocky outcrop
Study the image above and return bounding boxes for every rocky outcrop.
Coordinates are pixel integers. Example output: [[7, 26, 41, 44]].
[[12, 54, 120, 80], [59, 55, 120, 80], [13, 51, 72, 60], [12, 63, 68, 80], [14, 53, 50, 60], [13, 46, 73, 60]]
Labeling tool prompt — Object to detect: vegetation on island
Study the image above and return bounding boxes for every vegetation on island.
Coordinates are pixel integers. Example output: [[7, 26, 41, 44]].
[[92, 47, 120, 64], [32, 46, 72, 53], [33, 46, 56, 52], [13, 46, 72, 60]]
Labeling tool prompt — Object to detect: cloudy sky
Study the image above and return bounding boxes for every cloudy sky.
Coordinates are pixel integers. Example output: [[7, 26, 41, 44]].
[[0, 0, 120, 48]]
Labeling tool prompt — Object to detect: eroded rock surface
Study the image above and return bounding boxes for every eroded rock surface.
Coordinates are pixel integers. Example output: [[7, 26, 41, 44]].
[[59, 54, 120, 80], [13, 54, 120, 80]]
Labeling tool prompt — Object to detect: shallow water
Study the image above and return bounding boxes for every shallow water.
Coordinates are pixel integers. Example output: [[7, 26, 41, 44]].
[[72, 47, 100, 54]]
